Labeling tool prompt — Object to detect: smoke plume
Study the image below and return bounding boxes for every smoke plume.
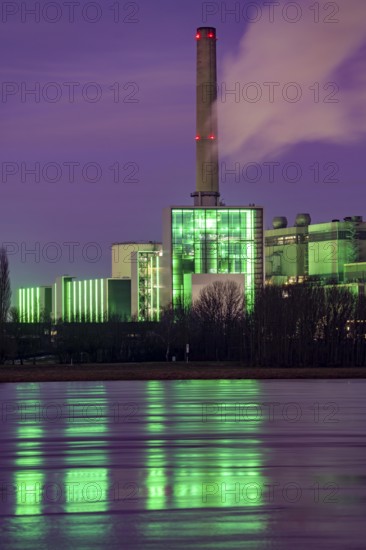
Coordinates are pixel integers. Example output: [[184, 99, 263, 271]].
[[218, 0, 366, 162]]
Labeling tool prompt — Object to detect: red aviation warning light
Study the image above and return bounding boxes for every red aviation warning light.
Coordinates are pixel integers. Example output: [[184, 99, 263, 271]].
[[195, 135, 200, 140], [209, 135, 215, 140], [208, 32, 214, 38], [196, 33, 200, 39]]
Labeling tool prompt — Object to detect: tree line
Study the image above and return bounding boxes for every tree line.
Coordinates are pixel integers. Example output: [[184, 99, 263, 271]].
[[1, 276, 366, 367]]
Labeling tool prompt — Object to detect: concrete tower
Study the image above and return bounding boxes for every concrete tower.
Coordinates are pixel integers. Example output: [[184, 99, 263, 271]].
[[191, 27, 220, 207]]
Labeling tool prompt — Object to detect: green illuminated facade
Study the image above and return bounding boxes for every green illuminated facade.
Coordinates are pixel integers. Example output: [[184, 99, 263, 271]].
[[17, 286, 52, 322], [53, 276, 131, 322], [345, 262, 366, 283], [162, 207, 264, 309], [131, 250, 161, 321], [265, 215, 366, 285]]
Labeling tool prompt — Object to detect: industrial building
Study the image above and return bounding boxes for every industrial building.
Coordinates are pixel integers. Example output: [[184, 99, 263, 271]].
[[16, 26, 264, 323], [265, 214, 366, 286], [161, 27, 264, 310], [18, 277, 131, 322], [13, 26, 366, 324], [161, 206, 263, 309], [111, 242, 162, 279], [52, 276, 131, 321], [111, 242, 162, 321]]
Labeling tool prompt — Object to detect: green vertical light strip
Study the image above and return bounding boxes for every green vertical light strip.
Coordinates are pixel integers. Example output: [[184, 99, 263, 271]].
[[18, 290, 22, 321], [36, 287, 40, 322], [150, 254, 154, 319], [72, 281, 76, 320], [84, 280, 87, 320], [22, 289, 25, 321], [246, 210, 254, 309], [156, 253, 160, 320], [61, 278, 65, 321], [68, 281, 71, 322], [95, 279, 99, 322], [79, 280, 82, 319], [31, 288, 34, 323], [89, 280, 93, 322], [54, 283, 57, 321], [27, 289, 30, 323], [137, 253, 140, 320], [101, 279, 104, 321]]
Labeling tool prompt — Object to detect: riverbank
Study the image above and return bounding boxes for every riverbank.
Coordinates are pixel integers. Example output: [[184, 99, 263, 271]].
[[0, 363, 365, 382]]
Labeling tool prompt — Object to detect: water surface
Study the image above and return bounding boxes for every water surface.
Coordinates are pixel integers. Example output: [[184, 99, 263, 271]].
[[1, 379, 365, 549]]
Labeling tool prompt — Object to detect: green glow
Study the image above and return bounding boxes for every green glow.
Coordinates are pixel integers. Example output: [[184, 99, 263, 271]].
[[30, 288, 34, 322], [95, 279, 99, 321], [63, 385, 109, 513], [171, 208, 261, 309], [137, 251, 161, 321], [18, 289, 22, 320], [144, 380, 267, 521], [73, 280, 77, 320], [79, 280, 82, 318], [84, 280, 87, 319], [54, 283, 57, 321], [27, 289, 30, 323], [67, 281, 71, 322], [14, 470, 45, 516], [62, 279, 64, 321], [14, 387, 45, 516], [36, 287, 40, 321], [101, 279, 104, 320], [150, 255, 154, 314], [64, 468, 109, 514], [137, 253, 140, 320], [19, 286, 47, 322], [89, 280, 93, 321], [156, 254, 160, 320]]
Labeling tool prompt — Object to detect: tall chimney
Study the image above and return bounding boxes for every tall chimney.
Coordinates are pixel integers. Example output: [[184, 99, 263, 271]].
[[191, 27, 220, 207]]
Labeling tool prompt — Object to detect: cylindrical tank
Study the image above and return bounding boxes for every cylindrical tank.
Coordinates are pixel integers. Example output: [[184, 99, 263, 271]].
[[272, 216, 288, 229], [295, 213, 311, 227]]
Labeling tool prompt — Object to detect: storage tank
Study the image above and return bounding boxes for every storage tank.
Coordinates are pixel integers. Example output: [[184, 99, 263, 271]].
[[295, 213, 311, 227], [272, 216, 288, 229]]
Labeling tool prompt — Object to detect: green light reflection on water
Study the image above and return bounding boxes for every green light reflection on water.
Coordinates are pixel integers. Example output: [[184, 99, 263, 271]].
[[143, 380, 269, 525], [14, 394, 45, 516], [62, 385, 110, 514]]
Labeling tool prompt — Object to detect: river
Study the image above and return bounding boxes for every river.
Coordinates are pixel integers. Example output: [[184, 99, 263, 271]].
[[1, 379, 365, 549]]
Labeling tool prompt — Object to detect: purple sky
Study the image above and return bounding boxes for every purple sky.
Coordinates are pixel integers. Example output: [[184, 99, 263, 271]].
[[1, 0, 365, 292]]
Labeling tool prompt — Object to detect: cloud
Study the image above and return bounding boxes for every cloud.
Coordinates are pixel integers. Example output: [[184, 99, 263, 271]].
[[218, 0, 366, 162]]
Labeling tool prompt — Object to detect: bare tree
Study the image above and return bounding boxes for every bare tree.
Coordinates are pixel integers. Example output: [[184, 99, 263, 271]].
[[193, 280, 245, 360], [0, 248, 11, 323]]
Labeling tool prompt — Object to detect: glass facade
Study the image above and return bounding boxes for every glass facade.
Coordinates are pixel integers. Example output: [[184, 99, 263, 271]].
[[171, 208, 263, 309], [137, 251, 160, 321]]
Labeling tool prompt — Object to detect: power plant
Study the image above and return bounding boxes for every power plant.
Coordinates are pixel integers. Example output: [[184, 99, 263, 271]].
[[16, 28, 366, 322]]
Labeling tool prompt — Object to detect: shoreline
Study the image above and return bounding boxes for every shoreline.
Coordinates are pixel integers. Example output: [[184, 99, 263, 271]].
[[1, 363, 366, 383]]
